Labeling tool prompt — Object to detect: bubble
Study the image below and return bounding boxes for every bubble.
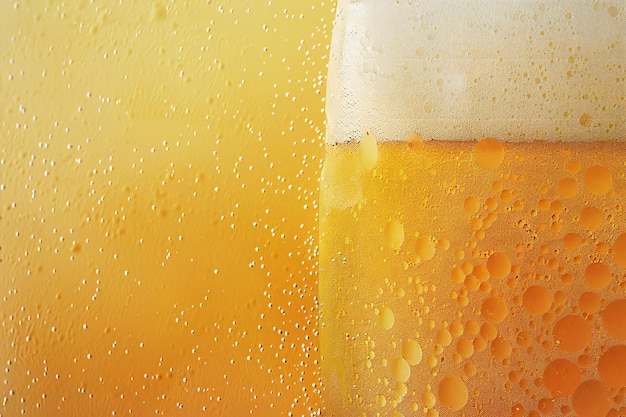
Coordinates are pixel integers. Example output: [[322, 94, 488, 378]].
[[580, 206, 603, 231], [612, 233, 626, 269], [490, 336, 512, 360], [597, 345, 626, 388], [456, 337, 474, 358], [436, 328, 452, 346], [566, 159, 581, 174], [584, 262, 611, 289], [579, 113, 593, 127], [563, 233, 582, 251], [463, 362, 477, 377], [522, 285, 552, 315], [359, 131, 378, 171], [464, 196, 480, 214], [481, 297, 508, 324], [543, 359, 580, 397], [449, 321, 464, 337], [384, 219, 405, 250], [475, 137, 504, 170], [415, 236, 436, 261], [392, 356, 411, 383], [486, 252, 511, 279], [572, 380, 611, 417], [578, 292, 601, 314], [601, 299, 626, 340], [402, 339, 423, 365], [480, 322, 498, 340], [438, 376, 468, 411], [553, 315, 591, 352], [583, 165, 612, 196], [558, 178, 578, 199], [379, 306, 395, 330], [465, 320, 480, 335], [516, 331, 532, 347]]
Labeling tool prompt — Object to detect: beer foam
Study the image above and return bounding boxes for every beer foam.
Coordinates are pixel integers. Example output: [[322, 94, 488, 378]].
[[326, 0, 626, 143]]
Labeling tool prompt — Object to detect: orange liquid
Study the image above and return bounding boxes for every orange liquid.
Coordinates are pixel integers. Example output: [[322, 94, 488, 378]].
[[320, 138, 626, 417], [0, 1, 330, 415]]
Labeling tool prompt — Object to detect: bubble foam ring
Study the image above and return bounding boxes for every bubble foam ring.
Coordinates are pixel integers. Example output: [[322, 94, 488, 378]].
[[326, 0, 626, 144]]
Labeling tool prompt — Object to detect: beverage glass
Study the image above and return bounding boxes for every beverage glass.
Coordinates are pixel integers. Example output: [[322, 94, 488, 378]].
[[320, 1, 626, 416]]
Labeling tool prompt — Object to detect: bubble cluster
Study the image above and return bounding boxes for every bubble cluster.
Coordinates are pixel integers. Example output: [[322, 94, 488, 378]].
[[321, 137, 626, 416]]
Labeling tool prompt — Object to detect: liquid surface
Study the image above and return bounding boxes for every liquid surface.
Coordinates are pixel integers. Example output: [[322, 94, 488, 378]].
[[320, 138, 626, 417]]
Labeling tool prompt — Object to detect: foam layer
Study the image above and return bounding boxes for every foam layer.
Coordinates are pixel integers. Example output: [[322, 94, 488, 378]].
[[326, 0, 625, 144]]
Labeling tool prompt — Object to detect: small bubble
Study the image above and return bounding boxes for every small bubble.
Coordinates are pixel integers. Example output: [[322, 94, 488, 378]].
[[415, 236, 436, 261], [578, 113, 593, 127], [384, 219, 404, 250], [438, 376, 468, 411], [379, 306, 395, 330]]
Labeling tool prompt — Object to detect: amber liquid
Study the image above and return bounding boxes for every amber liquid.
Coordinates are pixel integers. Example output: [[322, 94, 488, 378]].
[[0, 1, 330, 415], [320, 138, 626, 417]]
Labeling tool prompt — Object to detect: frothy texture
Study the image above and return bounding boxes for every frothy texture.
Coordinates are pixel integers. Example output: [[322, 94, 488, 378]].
[[327, 0, 625, 143]]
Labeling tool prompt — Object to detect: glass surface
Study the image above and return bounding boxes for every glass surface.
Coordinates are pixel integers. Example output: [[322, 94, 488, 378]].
[[320, 1, 626, 416], [0, 1, 333, 415]]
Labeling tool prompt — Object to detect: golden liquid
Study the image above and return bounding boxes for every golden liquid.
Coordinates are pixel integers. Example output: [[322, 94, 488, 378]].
[[320, 138, 626, 417], [0, 1, 331, 415]]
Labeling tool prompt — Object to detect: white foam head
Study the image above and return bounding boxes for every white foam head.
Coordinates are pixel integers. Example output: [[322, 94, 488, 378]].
[[326, 0, 626, 144]]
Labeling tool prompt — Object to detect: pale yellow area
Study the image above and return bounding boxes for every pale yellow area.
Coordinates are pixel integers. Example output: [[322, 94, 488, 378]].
[[0, 1, 334, 415]]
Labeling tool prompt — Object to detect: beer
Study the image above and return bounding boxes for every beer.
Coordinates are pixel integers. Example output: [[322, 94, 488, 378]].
[[321, 137, 626, 416], [320, 1, 626, 415]]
